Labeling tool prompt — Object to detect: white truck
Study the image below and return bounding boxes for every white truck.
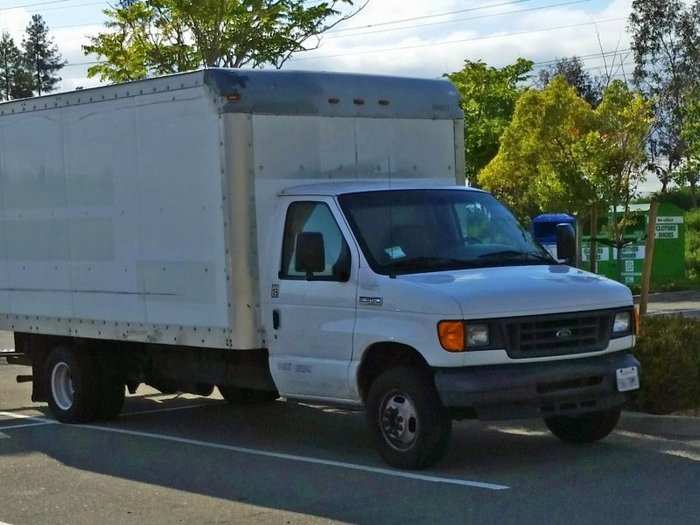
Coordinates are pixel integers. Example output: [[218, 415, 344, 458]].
[[0, 69, 639, 469]]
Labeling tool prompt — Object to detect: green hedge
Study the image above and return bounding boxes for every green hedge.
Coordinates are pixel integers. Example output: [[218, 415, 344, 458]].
[[631, 315, 700, 414], [686, 209, 700, 280]]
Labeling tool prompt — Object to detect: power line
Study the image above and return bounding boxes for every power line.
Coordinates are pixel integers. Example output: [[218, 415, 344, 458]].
[[0, 0, 87, 12], [325, 0, 593, 40], [37, 0, 592, 36], [328, 0, 540, 34], [290, 17, 627, 62], [532, 48, 631, 67]]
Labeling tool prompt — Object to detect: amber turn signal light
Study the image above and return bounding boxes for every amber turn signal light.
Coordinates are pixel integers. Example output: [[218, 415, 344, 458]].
[[438, 321, 465, 352]]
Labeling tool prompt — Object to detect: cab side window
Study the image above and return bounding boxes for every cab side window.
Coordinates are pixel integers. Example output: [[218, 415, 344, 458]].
[[280, 202, 351, 281]]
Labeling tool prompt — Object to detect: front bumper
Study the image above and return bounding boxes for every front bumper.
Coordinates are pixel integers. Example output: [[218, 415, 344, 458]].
[[434, 351, 639, 420]]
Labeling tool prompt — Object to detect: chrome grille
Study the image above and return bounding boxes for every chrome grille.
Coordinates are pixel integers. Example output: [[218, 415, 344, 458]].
[[504, 311, 612, 358]]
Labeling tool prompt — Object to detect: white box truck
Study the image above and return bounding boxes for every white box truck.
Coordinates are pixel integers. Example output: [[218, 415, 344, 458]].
[[0, 69, 639, 469]]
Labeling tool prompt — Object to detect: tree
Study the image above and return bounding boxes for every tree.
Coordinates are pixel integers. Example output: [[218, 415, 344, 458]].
[[83, 0, 363, 83], [0, 32, 32, 101], [629, 0, 700, 192], [22, 14, 65, 96], [479, 78, 651, 225], [478, 76, 594, 220], [678, 89, 700, 207], [445, 58, 533, 186], [575, 81, 653, 276], [537, 56, 602, 106]]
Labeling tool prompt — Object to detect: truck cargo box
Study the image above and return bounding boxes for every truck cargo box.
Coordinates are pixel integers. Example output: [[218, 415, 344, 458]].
[[0, 69, 464, 350]]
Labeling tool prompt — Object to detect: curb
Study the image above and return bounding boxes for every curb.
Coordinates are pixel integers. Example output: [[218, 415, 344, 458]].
[[620, 411, 700, 439]]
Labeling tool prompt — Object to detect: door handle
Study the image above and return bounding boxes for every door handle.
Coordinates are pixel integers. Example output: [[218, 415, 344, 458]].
[[272, 309, 280, 330]]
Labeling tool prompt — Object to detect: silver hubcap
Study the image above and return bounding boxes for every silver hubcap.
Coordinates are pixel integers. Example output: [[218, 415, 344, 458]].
[[51, 362, 75, 411], [380, 391, 419, 451]]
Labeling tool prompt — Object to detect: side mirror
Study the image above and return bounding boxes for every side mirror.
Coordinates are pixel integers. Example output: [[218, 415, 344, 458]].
[[295, 232, 325, 278], [556, 223, 576, 266]]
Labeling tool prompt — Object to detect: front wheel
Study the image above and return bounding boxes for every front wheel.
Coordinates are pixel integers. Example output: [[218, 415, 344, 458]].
[[545, 408, 621, 444], [366, 367, 452, 470]]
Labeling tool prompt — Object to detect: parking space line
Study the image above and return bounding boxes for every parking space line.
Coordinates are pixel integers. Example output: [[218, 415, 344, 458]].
[[77, 424, 510, 491], [0, 406, 509, 490], [122, 402, 220, 417], [0, 421, 58, 431]]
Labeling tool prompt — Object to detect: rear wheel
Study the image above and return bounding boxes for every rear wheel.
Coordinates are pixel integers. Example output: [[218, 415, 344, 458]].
[[218, 386, 279, 405], [46, 346, 99, 423], [545, 408, 621, 444], [366, 367, 451, 470]]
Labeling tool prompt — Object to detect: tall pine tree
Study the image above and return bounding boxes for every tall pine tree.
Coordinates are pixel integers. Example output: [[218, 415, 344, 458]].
[[22, 15, 65, 96], [0, 32, 32, 101]]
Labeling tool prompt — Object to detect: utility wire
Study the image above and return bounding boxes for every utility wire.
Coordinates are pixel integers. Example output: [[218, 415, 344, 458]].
[[324, 0, 593, 40], [327, 0, 541, 34], [290, 17, 626, 62], [0, 0, 93, 12]]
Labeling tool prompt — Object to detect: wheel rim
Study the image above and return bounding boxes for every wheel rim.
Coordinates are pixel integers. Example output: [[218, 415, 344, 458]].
[[51, 362, 75, 411], [379, 390, 419, 451]]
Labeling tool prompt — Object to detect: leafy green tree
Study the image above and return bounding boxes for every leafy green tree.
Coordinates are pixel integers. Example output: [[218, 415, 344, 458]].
[[537, 56, 602, 107], [446, 58, 533, 186], [0, 32, 32, 101], [678, 89, 700, 207], [479, 78, 651, 228], [83, 0, 361, 83], [22, 14, 65, 96], [479, 76, 593, 219], [575, 81, 653, 277], [629, 0, 700, 192]]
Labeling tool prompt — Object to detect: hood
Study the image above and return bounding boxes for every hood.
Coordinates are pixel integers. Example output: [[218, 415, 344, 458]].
[[398, 265, 632, 319]]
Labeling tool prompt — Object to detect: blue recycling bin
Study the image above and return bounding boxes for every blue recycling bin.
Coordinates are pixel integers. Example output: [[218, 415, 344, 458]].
[[532, 213, 576, 259]]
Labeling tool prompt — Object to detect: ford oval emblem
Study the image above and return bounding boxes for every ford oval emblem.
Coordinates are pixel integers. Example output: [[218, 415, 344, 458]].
[[556, 328, 573, 339]]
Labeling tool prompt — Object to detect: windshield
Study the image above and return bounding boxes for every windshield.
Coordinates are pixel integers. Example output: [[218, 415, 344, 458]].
[[338, 189, 554, 276]]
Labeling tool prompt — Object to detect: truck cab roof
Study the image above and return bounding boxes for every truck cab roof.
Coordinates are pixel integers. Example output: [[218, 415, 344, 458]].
[[280, 181, 483, 197]]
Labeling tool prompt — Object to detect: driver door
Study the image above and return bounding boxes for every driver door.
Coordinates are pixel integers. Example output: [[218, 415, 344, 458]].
[[267, 198, 358, 400]]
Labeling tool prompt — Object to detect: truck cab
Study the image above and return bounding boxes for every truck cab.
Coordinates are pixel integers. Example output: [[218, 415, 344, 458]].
[[264, 182, 639, 469]]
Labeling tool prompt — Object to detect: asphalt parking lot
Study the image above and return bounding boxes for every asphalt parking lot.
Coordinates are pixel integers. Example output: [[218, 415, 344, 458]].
[[1, 336, 700, 525]]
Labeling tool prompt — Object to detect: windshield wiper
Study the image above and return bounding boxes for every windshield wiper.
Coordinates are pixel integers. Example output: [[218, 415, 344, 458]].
[[386, 256, 476, 277], [478, 250, 554, 264]]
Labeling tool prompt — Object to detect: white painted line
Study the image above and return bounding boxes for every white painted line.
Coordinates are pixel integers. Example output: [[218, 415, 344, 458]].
[[0, 411, 52, 423], [0, 406, 510, 490], [77, 424, 510, 491], [0, 520, 14, 525], [0, 421, 58, 431], [121, 402, 219, 417]]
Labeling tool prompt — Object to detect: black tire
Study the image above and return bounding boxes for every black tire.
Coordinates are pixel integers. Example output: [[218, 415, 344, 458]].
[[366, 367, 452, 470], [96, 376, 125, 421], [218, 386, 279, 405], [545, 408, 621, 444], [46, 346, 99, 423]]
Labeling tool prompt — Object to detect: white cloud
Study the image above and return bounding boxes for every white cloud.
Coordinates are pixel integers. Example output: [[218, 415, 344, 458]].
[[288, 0, 635, 78], [2, 0, 638, 89]]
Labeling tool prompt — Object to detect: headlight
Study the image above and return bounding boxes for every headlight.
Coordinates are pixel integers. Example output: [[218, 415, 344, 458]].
[[613, 311, 632, 334], [437, 321, 492, 352], [466, 323, 490, 347]]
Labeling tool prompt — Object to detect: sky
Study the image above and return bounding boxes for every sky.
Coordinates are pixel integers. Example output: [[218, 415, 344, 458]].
[[0, 0, 658, 191]]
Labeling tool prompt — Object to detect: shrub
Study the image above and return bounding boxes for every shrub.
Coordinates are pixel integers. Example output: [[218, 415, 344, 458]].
[[631, 315, 700, 414], [686, 209, 700, 280]]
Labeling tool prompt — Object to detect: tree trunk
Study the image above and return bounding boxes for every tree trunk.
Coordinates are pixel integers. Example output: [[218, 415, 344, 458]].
[[589, 204, 598, 274], [690, 179, 698, 209]]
